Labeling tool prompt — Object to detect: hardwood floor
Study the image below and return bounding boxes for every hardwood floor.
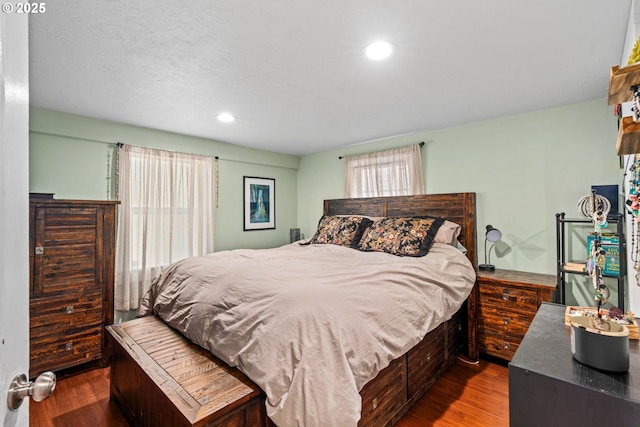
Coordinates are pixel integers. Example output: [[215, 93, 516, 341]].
[[29, 367, 129, 427], [396, 358, 509, 427], [30, 358, 508, 427]]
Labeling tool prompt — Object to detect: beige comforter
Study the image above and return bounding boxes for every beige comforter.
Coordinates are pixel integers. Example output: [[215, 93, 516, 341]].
[[138, 242, 475, 427]]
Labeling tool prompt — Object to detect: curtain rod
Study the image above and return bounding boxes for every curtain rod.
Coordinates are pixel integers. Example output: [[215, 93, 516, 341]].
[[215, 156, 298, 170], [116, 142, 217, 160], [338, 141, 424, 160], [31, 130, 118, 146], [117, 143, 297, 169], [32, 131, 297, 170]]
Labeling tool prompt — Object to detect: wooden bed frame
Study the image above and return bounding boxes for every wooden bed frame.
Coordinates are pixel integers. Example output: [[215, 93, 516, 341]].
[[108, 192, 478, 427]]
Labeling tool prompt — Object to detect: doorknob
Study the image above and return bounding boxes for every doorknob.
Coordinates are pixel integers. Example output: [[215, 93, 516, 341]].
[[6, 371, 56, 410]]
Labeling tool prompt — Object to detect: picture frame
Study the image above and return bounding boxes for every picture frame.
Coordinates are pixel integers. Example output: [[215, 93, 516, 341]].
[[243, 176, 275, 231]]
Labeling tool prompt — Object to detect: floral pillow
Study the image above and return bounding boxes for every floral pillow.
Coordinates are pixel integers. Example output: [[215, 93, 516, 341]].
[[304, 215, 373, 248], [357, 216, 444, 257]]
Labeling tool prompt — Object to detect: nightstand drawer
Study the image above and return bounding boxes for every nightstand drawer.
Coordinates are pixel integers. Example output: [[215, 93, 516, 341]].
[[478, 305, 534, 338], [478, 330, 520, 360], [479, 283, 538, 312]]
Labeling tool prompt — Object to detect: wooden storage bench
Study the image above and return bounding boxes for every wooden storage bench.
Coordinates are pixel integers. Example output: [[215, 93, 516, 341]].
[[108, 306, 468, 427], [107, 316, 265, 427]]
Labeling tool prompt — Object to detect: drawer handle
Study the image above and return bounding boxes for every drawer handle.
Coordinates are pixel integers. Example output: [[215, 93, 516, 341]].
[[426, 353, 431, 362], [66, 306, 74, 314], [457, 324, 462, 332], [503, 342, 511, 350], [503, 317, 510, 325], [65, 343, 73, 352]]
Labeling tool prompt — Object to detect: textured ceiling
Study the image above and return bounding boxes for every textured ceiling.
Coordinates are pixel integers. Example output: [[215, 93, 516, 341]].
[[29, 1, 632, 155]]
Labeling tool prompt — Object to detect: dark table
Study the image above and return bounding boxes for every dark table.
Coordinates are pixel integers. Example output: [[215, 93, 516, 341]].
[[509, 302, 640, 426]]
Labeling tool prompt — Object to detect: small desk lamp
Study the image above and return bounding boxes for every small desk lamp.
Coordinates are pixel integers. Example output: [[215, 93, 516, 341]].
[[479, 225, 502, 271]]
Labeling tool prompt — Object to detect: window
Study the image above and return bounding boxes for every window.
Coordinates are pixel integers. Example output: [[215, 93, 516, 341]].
[[114, 144, 216, 311], [344, 144, 424, 198]]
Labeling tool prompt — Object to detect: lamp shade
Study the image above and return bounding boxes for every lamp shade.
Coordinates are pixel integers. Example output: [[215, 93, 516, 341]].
[[485, 225, 502, 242]]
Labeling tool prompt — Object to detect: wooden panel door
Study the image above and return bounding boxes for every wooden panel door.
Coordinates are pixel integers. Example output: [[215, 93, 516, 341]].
[[31, 206, 104, 297]]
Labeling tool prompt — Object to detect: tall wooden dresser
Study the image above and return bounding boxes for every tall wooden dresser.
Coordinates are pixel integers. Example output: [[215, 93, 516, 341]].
[[29, 197, 118, 378]]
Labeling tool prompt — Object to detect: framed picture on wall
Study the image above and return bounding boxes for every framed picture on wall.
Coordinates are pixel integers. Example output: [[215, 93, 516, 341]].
[[243, 176, 275, 231]]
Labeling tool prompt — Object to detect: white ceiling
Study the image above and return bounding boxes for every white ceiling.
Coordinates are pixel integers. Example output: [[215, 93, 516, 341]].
[[29, 1, 632, 156]]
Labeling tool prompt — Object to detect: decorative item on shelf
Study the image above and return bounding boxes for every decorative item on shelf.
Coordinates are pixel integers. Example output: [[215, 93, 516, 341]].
[[586, 233, 620, 277], [478, 225, 501, 271], [608, 63, 640, 155], [571, 190, 629, 372], [570, 315, 629, 372], [565, 306, 638, 340], [591, 185, 618, 218], [629, 37, 640, 66]]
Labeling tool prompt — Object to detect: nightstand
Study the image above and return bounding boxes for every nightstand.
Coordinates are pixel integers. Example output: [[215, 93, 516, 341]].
[[477, 269, 556, 361]]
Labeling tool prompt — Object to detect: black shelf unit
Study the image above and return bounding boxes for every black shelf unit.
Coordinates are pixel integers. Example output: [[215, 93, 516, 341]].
[[555, 212, 626, 311]]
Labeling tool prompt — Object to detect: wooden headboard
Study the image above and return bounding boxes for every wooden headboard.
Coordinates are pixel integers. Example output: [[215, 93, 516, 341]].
[[323, 192, 477, 268], [323, 192, 478, 360]]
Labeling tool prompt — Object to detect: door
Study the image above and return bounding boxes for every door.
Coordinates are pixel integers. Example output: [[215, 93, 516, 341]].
[[0, 11, 30, 426]]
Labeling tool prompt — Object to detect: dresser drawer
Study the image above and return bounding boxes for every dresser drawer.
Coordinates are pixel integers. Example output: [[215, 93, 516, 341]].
[[478, 330, 520, 361], [30, 326, 103, 377], [30, 290, 103, 339], [479, 283, 538, 312], [478, 305, 534, 339]]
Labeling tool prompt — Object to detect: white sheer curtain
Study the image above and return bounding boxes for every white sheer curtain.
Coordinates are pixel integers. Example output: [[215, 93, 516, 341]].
[[344, 144, 425, 198], [114, 144, 216, 311]]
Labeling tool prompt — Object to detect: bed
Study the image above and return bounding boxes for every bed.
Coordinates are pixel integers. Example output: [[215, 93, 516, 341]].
[[109, 193, 478, 427]]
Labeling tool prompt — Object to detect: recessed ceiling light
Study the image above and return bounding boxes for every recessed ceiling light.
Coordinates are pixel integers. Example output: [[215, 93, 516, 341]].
[[365, 41, 393, 60], [216, 113, 235, 123]]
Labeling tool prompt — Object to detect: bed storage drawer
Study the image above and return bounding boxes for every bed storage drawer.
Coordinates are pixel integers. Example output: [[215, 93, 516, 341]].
[[108, 316, 265, 427], [407, 324, 445, 398], [359, 355, 407, 427], [445, 306, 467, 358]]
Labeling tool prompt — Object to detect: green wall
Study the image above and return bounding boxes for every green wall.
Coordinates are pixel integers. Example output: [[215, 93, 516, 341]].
[[30, 99, 624, 308], [297, 98, 621, 307], [29, 107, 299, 251]]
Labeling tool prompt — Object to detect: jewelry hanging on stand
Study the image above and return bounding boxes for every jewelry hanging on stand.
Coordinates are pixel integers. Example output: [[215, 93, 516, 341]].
[[577, 190, 611, 317], [625, 154, 640, 286]]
